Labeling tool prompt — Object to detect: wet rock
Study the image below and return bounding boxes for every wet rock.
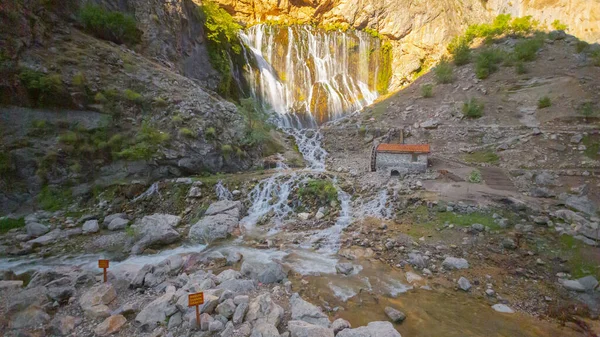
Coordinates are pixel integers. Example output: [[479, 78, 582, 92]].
[[337, 321, 401, 337], [130, 214, 181, 255], [49, 315, 81, 336], [82, 220, 99, 234], [288, 320, 334, 337], [384, 306, 406, 323], [492, 304, 514, 313], [335, 262, 354, 275], [216, 269, 241, 284], [442, 257, 469, 270], [331, 318, 351, 334], [205, 200, 243, 217], [135, 288, 177, 331], [94, 315, 127, 336], [245, 293, 284, 326], [26, 222, 49, 237], [107, 217, 129, 231], [241, 260, 287, 284], [233, 302, 249, 324], [458, 277, 471, 291], [216, 299, 236, 319], [9, 305, 50, 329], [251, 322, 280, 337], [290, 293, 330, 327]]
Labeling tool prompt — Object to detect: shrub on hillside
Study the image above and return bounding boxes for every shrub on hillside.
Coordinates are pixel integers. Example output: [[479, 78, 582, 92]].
[[551, 20, 568, 31], [462, 98, 484, 118], [468, 169, 482, 183], [421, 84, 433, 98], [79, 4, 141, 45], [513, 36, 544, 61], [18, 68, 67, 107], [450, 39, 471, 66], [538, 96, 551, 109], [434, 57, 454, 84], [475, 48, 504, 79]]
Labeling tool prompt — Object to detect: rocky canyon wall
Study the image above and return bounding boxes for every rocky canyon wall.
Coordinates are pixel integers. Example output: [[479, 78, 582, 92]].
[[213, 0, 599, 90]]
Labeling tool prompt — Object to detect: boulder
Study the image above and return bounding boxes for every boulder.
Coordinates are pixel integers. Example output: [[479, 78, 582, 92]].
[[79, 283, 117, 319], [442, 257, 469, 270], [26, 222, 49, 237], [384, 306, 406, 323], [49, 316, 81, 336], [577, 275, 599, 291], [234, 295, 249, 305], [290, 293, 330, 327], [7, 286, 49, 313], [209, 320, 225, 332], [168, 312, 182, 330], [337, 321, 401, 337], [335, 263, 354, 275], [251, 322, 280, 337], [564, 195, 598, 216], [189, 213, 240, 243], [217, 279, 257, 294], [94, 315, 127, 336], [458, 277, 471, 291], [135, 289, 177, 331], [28, 229, 62, 246], [492, 304, 514, 313], [233, 302, 249, 325], [46, 277, 75, 303], [245, 293, 284, 326], [216, 269, 242, 284], [332, 318, 351, 334], [82, 220, 100, 234], [8, 305, 50, 329], [216, 299, 237, 319], [288, 320, 335, 337], [241, 260, 287, 284], [103, 213, 128, 227], [130, 214, 181, 254], [107, 217, 129, 231], [205, 200, 243, 217], [408, 253, 426, 269]]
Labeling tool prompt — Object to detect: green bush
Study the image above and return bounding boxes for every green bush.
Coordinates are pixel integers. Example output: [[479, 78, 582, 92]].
[[58, 131, 80, 144], [94, 92, 107, 103], [297, 179, 338, 206], [451, 39, 471, 66], [0, 217, 25, 234], [462, 98, 484, 118], [475, 48, 504, 79], [116, 122, 170, 160], [38, 186, 72, 211], [538, 96, 551, 109], [513, 37, 544, 61], [421, 83, 433, 98], [79, 4, 141, 45], [18, 69, 66, 107], [576, 41, 590, 53], [179, 128, 195, 138], [221, 144, 233, 157], [515, 61, 528, 74], [591, 49, 600, 67], [579, 102, 597, 120], [123, 89, 142, 103], [465, 150, 499, 164], [434, 57, 454, 84], [468, 169, 482, 183], [551, 20, 568, 31]]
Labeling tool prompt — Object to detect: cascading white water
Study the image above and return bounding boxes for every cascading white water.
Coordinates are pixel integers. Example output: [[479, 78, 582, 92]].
[[240, 24, 383, 126], [215, 180, 233, 201]]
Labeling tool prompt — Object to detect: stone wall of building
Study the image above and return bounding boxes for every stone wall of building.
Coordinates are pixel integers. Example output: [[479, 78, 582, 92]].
[[376, 153, 428, 175]]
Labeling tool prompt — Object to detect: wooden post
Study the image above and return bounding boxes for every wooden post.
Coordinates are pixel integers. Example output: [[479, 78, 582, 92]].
[[189, 292, 204, 328], [399, 129, 404, 144], [98, 260, 109, 283]]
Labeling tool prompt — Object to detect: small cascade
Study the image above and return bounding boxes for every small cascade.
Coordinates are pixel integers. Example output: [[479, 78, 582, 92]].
[[281, 127, 327, 171], [215, 180, 233, 201], [240, 24, 384, 126], [310, 184, 353, 254], [354, 189, 393, 219], [132, 182, 159, 202]]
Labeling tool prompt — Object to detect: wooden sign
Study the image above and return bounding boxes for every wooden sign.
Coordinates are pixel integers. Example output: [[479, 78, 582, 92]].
[[188, 292, 204, 306], [98, 259, 109, 283], [189, 292, 204, 328]]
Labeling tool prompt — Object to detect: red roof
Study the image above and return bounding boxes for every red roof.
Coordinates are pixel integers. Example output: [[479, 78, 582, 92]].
[[376, 143, 430, 154]]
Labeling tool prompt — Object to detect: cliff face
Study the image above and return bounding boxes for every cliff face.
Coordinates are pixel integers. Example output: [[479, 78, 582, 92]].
[[213, 0, 599, 89]]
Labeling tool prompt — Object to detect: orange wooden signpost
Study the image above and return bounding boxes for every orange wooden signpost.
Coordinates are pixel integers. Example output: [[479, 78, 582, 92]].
[[188, 292, 204, 327], [98, 259, 109, 283]]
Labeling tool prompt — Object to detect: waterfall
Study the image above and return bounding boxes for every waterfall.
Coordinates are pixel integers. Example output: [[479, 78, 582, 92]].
[[240, 25, 383, 126]]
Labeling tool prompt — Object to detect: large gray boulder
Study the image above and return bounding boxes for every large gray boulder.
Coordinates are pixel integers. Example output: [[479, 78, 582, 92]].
[[82, 220, 99, 234], [564, 195, 598, 216], [188, 200, 243, 243], [26, 221, 49, 237], [245, 293, 284, 326], [288, 320, 335, 337], [251, 322, 280, 337], [7, 286, 49, 314], [337, 321, 402, 337], [8, 305, 51, 329], [241, 260, 287, 284], [217, 279, 257, 294], [130, 214, 181, 254], [79, 283, 117, 319], [290, 293, 330, 327], [103, 213, 127, 227], [107, 217, 129, 231], [442, 257, 469, 270], [135, 288, 177, 331]]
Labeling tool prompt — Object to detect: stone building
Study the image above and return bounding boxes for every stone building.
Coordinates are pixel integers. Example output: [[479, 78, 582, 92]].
[[371, 143, 430, 175]]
